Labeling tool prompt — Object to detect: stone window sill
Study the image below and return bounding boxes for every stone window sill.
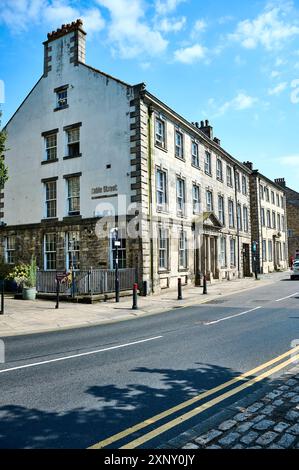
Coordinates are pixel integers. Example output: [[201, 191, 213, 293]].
[[41, 159, 59, 165], [54, 105, 69, 112], [63, 154, 82, 160], [41, 218, 58, 223]]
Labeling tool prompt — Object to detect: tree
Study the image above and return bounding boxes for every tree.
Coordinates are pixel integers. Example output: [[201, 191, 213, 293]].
[[0, 110, 9, 190]]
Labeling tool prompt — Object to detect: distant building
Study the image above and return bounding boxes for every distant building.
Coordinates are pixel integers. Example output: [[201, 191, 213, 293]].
[[275, 178, 299, 263], [244, 163, 288, 274]]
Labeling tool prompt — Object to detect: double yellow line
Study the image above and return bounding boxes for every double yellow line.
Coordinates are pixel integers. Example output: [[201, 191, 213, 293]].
[[89, 345, 299, 450]]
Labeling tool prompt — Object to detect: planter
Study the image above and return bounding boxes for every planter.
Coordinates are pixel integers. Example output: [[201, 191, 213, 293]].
[[22, 287, 37, 301]]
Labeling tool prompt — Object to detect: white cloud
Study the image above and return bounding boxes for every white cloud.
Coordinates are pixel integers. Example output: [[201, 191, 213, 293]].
[[215, 92, 258, 116], [278, 155, 299, 166], [0, 0, 105, 34], [96, 0, 168, 58], [174, 43, 206, 64], [194, 19, 207, 33], [268, 81, 288, 95], [271, 70, 281, 78], [157, 16, 186, 33], [230, 1, 299, 50], [155, 0, 186, 16]]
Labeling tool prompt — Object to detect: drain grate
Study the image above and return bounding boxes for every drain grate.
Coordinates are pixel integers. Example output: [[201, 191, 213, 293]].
[[206, 299, 226, 304]]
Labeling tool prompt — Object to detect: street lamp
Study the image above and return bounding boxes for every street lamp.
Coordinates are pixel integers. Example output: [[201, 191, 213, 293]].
[[112, 228, 120, 303]]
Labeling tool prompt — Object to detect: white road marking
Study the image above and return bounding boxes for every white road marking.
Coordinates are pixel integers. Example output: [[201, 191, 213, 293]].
[[0, 336, 163, 374], [275, 293, 299, 302], [204, 307, 262, 326]]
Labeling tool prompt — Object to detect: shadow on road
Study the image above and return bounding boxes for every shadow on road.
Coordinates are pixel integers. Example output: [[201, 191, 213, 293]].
[[0, 362, 276, 449]]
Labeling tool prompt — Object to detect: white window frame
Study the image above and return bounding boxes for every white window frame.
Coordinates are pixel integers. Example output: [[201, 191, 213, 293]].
[[5, 236, 16, 264], [45, 133, 57, 161], [44, 180, 57, 219], [155, 117, 166, 148], [262, 239, 267, 262], [67, 176, 80, 216], [206, 190, 213, 212], [268, 240, 273, 262], [158, 227, 169, 271], [230, 238, 236, 267], [179, 231, 188, 269], [272, 211, 276, 230], [267, 210, 271, 228], [44, 233, 56, 271], [237, 204, 242, 231], [192, 184, 201, 214], [216, 159, 223, 181], [66, 231, 80, 271], [66, 127, 80, 158], [235, 171, 241, 192], [156, 169, 167, 210], [176, 177, 185, 215], [219, 236, 227, 268], [228, 200, 235, 228], [205, 151, 212, 175], [218, 195, 225, 225], [57, 89, 67, 108], [261, 208, 265, 227], [109, 230, 127, 270], [191, 141, 199, 167], [242, 175, 247, 195], [227, 165, 233, 187], [175, 130, 184, 159], [243, 206, 249, 232]]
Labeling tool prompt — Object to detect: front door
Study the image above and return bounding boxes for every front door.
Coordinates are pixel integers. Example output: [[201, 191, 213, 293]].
[[243, 243, 250, 277]]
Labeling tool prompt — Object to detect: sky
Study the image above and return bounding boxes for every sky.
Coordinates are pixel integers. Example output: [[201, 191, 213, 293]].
[[1, 0, 299, 190]]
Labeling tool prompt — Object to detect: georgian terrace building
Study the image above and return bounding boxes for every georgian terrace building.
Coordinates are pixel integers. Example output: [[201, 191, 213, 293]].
[[244, 164, 288, 274], [274, 178, 299, 263], [0, 20, 253, 294]]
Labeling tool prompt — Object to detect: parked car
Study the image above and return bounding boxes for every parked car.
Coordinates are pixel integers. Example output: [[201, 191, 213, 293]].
[[291, 261, 299, 280]]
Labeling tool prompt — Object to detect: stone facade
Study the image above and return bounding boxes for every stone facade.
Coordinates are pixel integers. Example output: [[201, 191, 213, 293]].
[[245, 165, 288, 274], [130, 89, 253, 292], [275, 178, 299, 263], [6, 19, 293, 295]]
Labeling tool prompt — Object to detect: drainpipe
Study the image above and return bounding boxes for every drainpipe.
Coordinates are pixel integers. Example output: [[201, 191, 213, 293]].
[[147, 105, 155, 293], [233, 166, 241, 277]]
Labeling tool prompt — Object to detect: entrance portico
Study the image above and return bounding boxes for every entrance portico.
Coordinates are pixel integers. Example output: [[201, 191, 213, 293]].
[[193, 212, 222, 282]]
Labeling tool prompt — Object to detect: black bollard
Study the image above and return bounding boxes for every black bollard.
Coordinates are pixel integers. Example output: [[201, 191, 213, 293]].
[[0, 281, 4, 315], [55, 279, 60, 309], [132, 283, 138, 310], [203, 275, 208, 295], [178, 278, 183, 300]]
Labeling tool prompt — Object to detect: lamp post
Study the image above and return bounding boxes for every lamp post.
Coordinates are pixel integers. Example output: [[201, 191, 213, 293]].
[[113, 228, 120, 303]]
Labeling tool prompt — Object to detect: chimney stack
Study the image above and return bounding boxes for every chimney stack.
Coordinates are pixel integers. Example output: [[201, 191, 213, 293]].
[[243, 161, 254, 171], [43, 19, 86, 76], [200, 119, 213, 139], [274, 178, 286, 188]]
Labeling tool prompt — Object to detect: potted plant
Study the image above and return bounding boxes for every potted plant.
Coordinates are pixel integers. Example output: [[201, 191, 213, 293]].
[[7, 257, 37, 300]]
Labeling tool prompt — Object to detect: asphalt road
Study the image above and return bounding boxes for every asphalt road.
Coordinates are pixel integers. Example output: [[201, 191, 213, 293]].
[[0, 273, 299, 449]]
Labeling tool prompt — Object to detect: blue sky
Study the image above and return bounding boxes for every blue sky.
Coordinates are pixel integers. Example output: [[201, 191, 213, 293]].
[[1, 0, 299, 189]]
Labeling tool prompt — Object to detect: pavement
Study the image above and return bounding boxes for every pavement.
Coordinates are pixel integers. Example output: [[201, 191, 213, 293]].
[[0, 272, 287, 337], [175, 365, 299, 450]]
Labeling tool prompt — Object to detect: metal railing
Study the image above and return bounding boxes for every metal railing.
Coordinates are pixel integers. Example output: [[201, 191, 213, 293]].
[[36, 268, 137, 296]]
